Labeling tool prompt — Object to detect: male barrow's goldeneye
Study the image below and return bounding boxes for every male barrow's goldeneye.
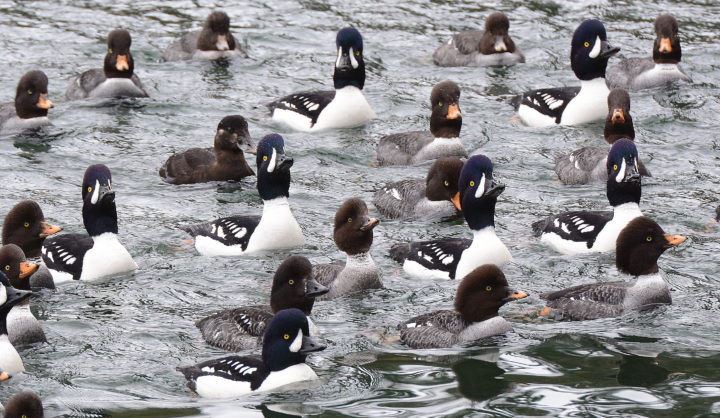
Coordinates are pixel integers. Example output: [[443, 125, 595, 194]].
[[66, 29, 148, 100], [163, 11, 247, 61], [390, 155, 512, 280], [377, 80, 467, 166], [196, 255, 328, 351], [41, 165, 137, 282], [2, 200, 61, 258], [0, 71, 53, 134], [159, 115, 255, 185], [398, 265, 527, 349], [607, 15, 691, 91], [181, 134, 304, 256], [533, 139, 644, 255], [511, 19, 619, 127], [179, 308, 326, 399], [554, 88, 651, 185], [312, 198, 382, 299], [0, 272, 32, 375], [539, 216, 685, 321], [0, 244, 45, 346], [433, 12, 525, 67], [267, 27, 375, 132], [1, 391, 44, 418], [373, 157, 463, 219]]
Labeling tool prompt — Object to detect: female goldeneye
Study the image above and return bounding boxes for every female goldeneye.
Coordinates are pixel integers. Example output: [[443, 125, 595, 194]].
[[554, 88, 651, 184], [433, 12, 525, 67], [267, 27, 375, 132], [377, 81, 467, 166], [66, 29, 148, 100], [0, 71, 53, 134], [1, 391, 44, 418], [163, 11, 247, 61], [41, 164, 137, 282], [312, 198, 382, 299], [0, 272, 32, 375], [179, 308, 326, 399], [607, 15, 691, 90], [3, 200, 62, 258], [182, 134, 304, 256], [398, 264, 527, 348], [389, 155, 512, 280], [196, 255, 328, 351], [159, 115, 255, 185], [533, 139, 644, 255], [0, 244, 45, 346], [539, 216, 685, 321], [511, 19, 619, 127], [373, 157, 463, 219]]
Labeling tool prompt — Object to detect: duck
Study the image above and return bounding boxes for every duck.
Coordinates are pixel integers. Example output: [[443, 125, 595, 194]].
[[2, 200, 62, 258], [0, 244, 46, 346], [181, 134, 304, 256], [539, 216, 685, 321], [554, 88, 651, 184], [159, 115, 255, 185], [196, 255, 328, 351], [373, 157, 463, 219], [532, 139, 644, 255], [511, 19, 619, 127], [0, 71, 53, 134], [312, 198, 382, 299], [607, 15, 691, 90], [433, 12, 525, 67], [267, 27, 375, 132], [163, 11, 247, 61], [178, 308, 326, 399], [377, 80, 467, 166], [389, 155, 512, 280], [66, 29, 148, 100], [398, 265, 528, 348], [0, 272, 32, 376], [41, 164, 137, 282], [1, 391, 44, 418]]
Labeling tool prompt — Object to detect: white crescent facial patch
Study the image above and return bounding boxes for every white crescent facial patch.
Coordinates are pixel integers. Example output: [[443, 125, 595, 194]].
[[267, 148, 277, 173], [335, 47, 343, 68], [349, 47, 359, 69], [589, 36, 601, 58], [91, 180, 100, 204], [0, 284, 6, 305], [615, 159, 627, 183], [475, 174, 486, 198], [289, 329, 303, 353]]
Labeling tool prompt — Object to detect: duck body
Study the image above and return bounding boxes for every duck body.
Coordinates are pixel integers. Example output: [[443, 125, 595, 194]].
[[0, 71, 53, 134], [163, 11, 246, 61], [0, 273, 33, 375], [433, 13, 524, 67]]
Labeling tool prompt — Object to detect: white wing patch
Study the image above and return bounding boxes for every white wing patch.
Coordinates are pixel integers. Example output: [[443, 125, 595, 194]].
[[540, 93, 564, 110]]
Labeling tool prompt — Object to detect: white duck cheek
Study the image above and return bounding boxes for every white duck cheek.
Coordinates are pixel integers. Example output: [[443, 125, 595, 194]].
[[615, 159, 627, 183], [289, 329, 303, 353], [474, 174, 486, 198], [335, 47, 342, 68], [349, 47, 359, 69], [266, 148, 277, 173], [588, 36, 601, 58], [91, 180, 100, 204]]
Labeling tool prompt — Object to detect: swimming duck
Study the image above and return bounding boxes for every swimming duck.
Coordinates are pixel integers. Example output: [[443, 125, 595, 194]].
[[163, 11, 247, 61], [0, 244, 45, 346], [0, 71, 53, 134], [2, 200, 61, 258], [159, 115, 255, 185]]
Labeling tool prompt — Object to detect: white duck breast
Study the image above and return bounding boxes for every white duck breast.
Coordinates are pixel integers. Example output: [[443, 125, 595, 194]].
[[454, 227, 513, 280], [0, 116, 51, 134], [79, 233, 137, 280], [458, 316, 513, 342], [0, 334, 24, 375], [88, 78, 147, 99], [245, 197, 304, 253], [311, 86, 375, 132], [411, 137, 465, 164], [559, 78, 611, 125]]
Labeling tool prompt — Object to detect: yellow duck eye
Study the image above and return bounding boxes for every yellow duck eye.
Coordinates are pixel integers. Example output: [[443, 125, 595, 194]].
[[646, 236, 653, 242], [289, 279, 295, 285], [355, 50, 361, 56], [23, 222, 30, 228], [88, 186, 92, 193], [283, 334, 290, 340], [613, 164, 618, 171], [27, 90, 33, 95], [584, 41, 590, 47], [469, 181, 475, 187], [437, 102, 443, 107], [443, 180, 449, 187], [109, 49, 113, 54], [263, 156, 268, 162], [4, 266, 9, 271], [485, 286, 492, 291], [347, 217, 352, 223]]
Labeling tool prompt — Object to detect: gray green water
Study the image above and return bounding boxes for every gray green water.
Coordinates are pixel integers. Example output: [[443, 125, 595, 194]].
[[0, 0, 719, 416]]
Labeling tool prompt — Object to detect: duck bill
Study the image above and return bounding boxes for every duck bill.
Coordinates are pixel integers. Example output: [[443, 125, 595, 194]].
[[611, 109, 625, 124], [336, 53, 352, 72], [359, 217, 380, 232], [116, 54, 130, 71], [502, 289, 529, 302], [305, 278, 330, 298], [19, 262, 39, 279], [663, 234, 686, 248], [36, 93, 54, 109], [239, 139, 256, 155], [493, 36, 507, 52], [622, 160, 641, 184], [276, 155, 294, 172], [99, 185, 116, 204], [446, 104, 462, 120], [299, 335, 327, 354], [0, 371, 9, 381], [598, 41, 620, 59], [484, 182, 506, 198], [658, 37, 672, 53], [5, 286, 32, 307], [450, 192, 462, 211], [39, 221, 62, 238]]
